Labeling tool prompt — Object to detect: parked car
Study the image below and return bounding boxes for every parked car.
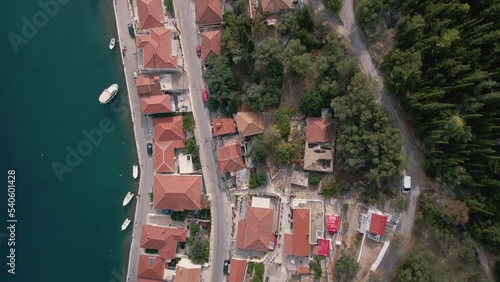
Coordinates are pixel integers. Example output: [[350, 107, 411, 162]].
[[147, 143, 153, 156], [223, 260, 230, 274], [196, 45, 201, 57], [401, 175, 411, 193], [202, 89, 209, 102], [128, 23, 135, 38]]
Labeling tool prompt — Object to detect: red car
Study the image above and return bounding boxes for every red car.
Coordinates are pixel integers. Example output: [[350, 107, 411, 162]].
[[202, 89, 209, 102], [196, 45, 201, 58]]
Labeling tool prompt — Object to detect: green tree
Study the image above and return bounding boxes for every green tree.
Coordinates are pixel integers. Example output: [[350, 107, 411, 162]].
[[397, 245, 446, 282], [309, 175, 320, 185], [242, 82, 267, 112], [275, 141, 299, 166], [288, 53, 312, 77], [321, 180, 338, 197], [335, 251, 358, 280], [276, 12, 298, 35], [296, 5, 316, 32], [252, 38, 283, 69], [276, 106, 292, 139], [188, 239, 207, 264], [383, 48, 422, 95], [396, 15, 425, 49], [182, 113, 195, 131], [247, 137, 269, 163], [184, 139, 198, 155], [257, 173, 268, 186], [300, 88, 323, 117], [204, 55, 239, 116], [171, 211, 186, 222], [323, 0, 342, 13]]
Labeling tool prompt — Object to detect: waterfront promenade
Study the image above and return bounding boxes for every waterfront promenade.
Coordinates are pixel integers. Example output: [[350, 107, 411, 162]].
[[111, 1, 154, 281]]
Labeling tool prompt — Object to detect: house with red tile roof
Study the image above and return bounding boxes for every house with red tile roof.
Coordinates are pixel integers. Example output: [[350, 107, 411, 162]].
[[140, 225, 187, 260], [200, 30, 222, 61], [136, 28, 178, 71], [229, 258, 247, 282], [306, 117, 334, 143], [261, 0, 293, 12], [137, 254, 165, 281], [136, 74, 162, 96], [235, 112, 265, 137], [284, 208, 311, 257], [140, 94, 172, 114], [154, 175, 202, 211], [358, 208, 392, 242], [212, 118, 236, 136], [137, 0, 165, 30], [154, 140, 185, 173], [196, 0, 223, 25], [304, 117, 335, 172], [175, 259, 202, 282], [153, 116, 184, 142], [236, 206, 275, 252], [217, 143, 245, 173]]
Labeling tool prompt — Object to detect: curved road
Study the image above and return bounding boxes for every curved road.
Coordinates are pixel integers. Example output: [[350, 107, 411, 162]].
[[338, 0, 422, 252], [173, 1, 231, 282]]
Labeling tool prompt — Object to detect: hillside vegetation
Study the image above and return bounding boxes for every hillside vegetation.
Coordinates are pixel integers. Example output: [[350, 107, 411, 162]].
[[380, 0, 500, 251]]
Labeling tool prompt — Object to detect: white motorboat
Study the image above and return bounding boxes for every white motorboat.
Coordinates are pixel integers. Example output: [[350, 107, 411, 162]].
[[99, 84, 119, 104], [109, 38, 116, 50], [133, 164, 139, 179], [123, 192, 134, 206], [121, 218, 131, 231]]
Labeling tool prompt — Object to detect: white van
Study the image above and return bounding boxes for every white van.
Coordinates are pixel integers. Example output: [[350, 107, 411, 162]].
[[401, 175, 411, 193]]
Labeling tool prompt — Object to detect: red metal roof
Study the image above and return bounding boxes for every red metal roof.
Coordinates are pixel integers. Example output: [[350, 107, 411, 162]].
[[326, 214, 340, 232], [369, 213, 388, 235], [317, 238, 330, 257]]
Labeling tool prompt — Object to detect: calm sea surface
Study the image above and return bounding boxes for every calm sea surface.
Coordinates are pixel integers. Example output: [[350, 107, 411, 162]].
[[0, 0, 136, 281]]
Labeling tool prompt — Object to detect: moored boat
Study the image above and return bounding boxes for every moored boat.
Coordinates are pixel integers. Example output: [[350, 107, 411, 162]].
[[121, 218, 131, 231], [99, 84, 119, 104], [109, 38, 116, 50], [133, 164, 139, 179], [123, 192, 134, 206]]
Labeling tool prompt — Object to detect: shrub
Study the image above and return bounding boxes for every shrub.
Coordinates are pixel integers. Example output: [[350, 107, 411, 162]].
[[171, 211, 186, 222], [309, 175, 320, 185]]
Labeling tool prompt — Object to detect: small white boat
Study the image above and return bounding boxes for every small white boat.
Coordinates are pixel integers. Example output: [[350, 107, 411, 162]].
[[123, 192, 134, 206], [133, 164, 139, 179], [99, 84, 119, 104], [121, 218, 131, 231], [109, 38, 116, 50]]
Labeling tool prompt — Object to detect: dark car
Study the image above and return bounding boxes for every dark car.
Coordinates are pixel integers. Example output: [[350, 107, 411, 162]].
[[128, 23, 135, 38], [147, 143, 153, 156], [223, 259, 230, 274], [196, 45, 201, 57]]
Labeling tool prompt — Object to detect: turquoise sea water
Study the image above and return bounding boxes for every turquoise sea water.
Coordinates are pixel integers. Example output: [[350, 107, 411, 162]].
[[0, 0, 136, 281]]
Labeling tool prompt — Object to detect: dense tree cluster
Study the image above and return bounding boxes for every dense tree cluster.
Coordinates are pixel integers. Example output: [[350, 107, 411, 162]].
[[332, 73, 403, 190], [382, 0, 500, 249], [203, 55, 238, 116], [323, 0, 342, 13], [335, 251, 359, 280], [397, 245, 446, 282]]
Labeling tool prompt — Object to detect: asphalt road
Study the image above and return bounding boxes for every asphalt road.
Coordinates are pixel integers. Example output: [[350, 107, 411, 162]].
[[173, 1, 231, 282], [339, 0, 421, 252], [111, 1, 155, 281]]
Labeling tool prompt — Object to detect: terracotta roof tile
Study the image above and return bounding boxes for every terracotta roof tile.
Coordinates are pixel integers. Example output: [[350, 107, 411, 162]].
[[153, 116, 185, 142], [200, 30, 222, 61], [229, 258, 247, 282], [297, 265, 309, 274], [175, 265, 201, 282], [137, 254, 165, 280], [136, 28, 178, 69], [154, 140, 185, 173], [306, 117, 334, 142], [140, 225, 187, 260], [137, 0, 165, 30], [212, 118, 235, 136], [236, 207, 274, 252], [235, 112, 265, 137], [136, 74, 162, 96], [261, 0, 293, 12], [284, 208, 310, 256], [154, 175, 202, 211], [140, 95, 172, 114], [196, 0, 223, 24], [369, 213, 387, 235], [217, 143, 245, 173]]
